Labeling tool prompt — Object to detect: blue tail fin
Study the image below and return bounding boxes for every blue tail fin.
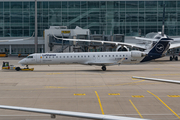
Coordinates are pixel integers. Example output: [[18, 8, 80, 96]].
[[141, 38, 173, 62]]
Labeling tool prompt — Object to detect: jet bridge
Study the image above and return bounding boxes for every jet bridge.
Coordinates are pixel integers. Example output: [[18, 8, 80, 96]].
[[44, 26, 125, 53], [44, 26, 90, 53]]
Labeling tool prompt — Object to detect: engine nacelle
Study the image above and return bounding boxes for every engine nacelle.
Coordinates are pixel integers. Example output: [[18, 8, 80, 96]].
[[131, 51, 146, 58], [116, 45, 129, 51]]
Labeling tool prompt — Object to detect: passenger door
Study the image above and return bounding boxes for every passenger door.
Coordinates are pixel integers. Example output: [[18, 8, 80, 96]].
[[36, 54, 41, 63]]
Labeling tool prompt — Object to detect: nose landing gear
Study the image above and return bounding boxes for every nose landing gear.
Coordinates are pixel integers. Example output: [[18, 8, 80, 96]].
[[26, 65, 29, 69]]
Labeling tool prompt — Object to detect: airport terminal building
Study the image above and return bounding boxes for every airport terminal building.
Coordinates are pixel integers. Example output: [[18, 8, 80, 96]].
[[0, 0, 180, 54]]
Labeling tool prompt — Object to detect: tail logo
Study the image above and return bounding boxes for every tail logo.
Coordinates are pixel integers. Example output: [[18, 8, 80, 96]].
[[156, 43, 164, 53]]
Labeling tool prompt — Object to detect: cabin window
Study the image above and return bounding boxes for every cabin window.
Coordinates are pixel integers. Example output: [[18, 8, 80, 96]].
[[109, 55, 111, 57], [116, 55, 118, 57], [88, 55, 90, 57], [84, 55, 86, 57], [74, 56, 76, 58], [101, 55, 103, 57], [105, 55, 107, 57], [120, 55, 121, 57], [67, 56, 69, 58], [112, 55, 114, 57], [93, 55, 95, 57], [71, 56, 72, 58], [81, 56, 83, 58], [78, 56, 80, 58], [64, 56, 65, 58], [123, 55, 125, 57]]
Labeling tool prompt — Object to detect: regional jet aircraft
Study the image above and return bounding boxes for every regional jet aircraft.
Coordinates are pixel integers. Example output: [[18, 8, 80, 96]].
[[18, 38, 172, 71]]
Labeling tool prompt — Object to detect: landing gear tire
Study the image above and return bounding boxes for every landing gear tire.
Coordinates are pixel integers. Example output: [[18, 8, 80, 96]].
[[101, 66, 106, 71], [26, 65, 29, 69], [175, 56, 178, 61], [170, 56, 173, 61], [170, 56, 178, 61], [15, 67, 21, 71]]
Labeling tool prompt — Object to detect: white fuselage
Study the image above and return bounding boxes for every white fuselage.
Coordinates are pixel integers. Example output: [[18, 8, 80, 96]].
[[18, 51, 145, 66]]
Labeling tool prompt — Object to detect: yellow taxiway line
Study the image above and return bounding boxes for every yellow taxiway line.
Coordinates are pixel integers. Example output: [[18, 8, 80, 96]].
[[147, 90, 180, 119], [95, 91, 104, 115], [129, 99, 143, 118]]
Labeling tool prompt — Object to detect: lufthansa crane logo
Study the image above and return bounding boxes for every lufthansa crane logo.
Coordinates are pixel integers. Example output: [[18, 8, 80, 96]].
[[156, 43, 164, 53]]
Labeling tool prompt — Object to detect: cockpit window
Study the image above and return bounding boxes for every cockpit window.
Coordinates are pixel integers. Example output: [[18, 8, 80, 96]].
[[27, 56, 33, 58]]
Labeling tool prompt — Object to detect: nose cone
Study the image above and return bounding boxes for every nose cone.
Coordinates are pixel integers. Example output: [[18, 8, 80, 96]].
[[18, 59, 25, 65]]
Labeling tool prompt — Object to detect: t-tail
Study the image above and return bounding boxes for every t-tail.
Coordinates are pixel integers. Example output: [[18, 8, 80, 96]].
[[141, 38, 173, 62]]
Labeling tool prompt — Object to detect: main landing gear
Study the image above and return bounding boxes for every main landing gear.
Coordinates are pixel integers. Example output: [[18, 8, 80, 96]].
[[170, 55, 178, 61], [169, 49, 178, 61], [26, 65, 29, 69], [101, 66, 106, 71]]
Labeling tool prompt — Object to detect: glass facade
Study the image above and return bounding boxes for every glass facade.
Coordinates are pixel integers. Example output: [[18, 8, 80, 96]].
[[0, 1, 179, 37]]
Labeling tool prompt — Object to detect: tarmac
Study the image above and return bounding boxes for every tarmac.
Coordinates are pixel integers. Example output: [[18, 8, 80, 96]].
[[0, 56, 180, 120]]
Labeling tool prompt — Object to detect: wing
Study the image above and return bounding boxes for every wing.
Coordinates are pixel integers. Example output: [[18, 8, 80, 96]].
[[0, 32, 34, 42], [134, 37, 157, 42], [62, 38, 147, 50], [132, 76, 180, 84], [86, 58, 124, 66], [0, 39, 29, 42], [172, 38, 180, 41], [169, 42, 180, 49], [0, 105, 148, 120], [86, 61, 116, 66], [135, 37, 180, 42], [50, 33, 147, 49], [87, 62, 114, 66]]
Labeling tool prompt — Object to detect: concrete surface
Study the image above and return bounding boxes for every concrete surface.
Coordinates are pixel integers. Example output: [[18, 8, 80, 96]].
[[0, 56, 180, 120]]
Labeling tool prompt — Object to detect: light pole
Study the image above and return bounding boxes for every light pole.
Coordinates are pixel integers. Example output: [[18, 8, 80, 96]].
[[35, 0, 38, 53]]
